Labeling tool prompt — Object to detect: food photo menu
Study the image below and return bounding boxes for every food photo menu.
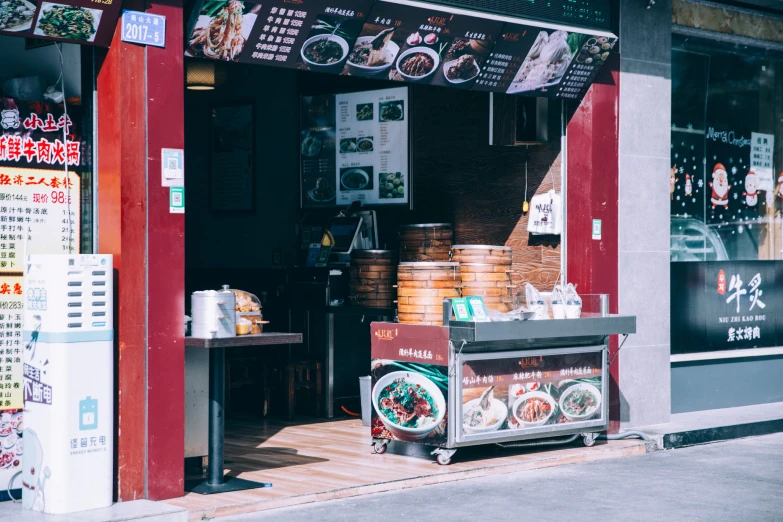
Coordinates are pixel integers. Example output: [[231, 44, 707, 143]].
[[342, 0, 502, 90], [473, 23, 617, 98], [335, 87, 408, 205], [300, 86, 409, 208], [0, 0, 122, 46]]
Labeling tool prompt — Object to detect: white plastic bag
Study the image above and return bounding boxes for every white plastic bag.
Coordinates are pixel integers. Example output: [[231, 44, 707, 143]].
[[525, 283, 549, 320], [551, 285, 566, 319], [565, 283, 582, 319]]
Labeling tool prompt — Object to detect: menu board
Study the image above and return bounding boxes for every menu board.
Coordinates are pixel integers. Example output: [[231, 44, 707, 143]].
[[341, 1, 503, 89], [0, 277, 23, 411], [0, 0, 122, 46], [301, 86, 409, 208], [461, 351, 605, 437], [474, 24, 617, 98], [186, 0, 374, 69], [185, 0, 618, 101]]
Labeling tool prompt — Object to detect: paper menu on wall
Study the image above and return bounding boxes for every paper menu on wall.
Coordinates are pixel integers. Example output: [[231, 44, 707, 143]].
[[751, 132, 775, 193], [334, 87, 409, 205]]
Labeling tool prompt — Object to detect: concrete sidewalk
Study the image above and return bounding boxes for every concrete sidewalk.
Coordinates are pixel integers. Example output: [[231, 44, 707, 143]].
[[217, 432, 783, 522]]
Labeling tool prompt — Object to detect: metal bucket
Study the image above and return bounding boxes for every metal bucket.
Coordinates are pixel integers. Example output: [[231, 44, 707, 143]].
[[359, 376, 371, 427]]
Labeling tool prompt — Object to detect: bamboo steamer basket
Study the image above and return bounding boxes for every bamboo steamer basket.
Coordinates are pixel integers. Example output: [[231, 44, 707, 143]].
[[397, 262, 460, 325], [399, 223, 453, 262], [457, 256, 514, 313], [450, 244, 512, 265], [349, 250, 397, 308]]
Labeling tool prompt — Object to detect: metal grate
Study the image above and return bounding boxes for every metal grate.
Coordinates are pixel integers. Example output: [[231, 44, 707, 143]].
[[416, 0, 613, 31]]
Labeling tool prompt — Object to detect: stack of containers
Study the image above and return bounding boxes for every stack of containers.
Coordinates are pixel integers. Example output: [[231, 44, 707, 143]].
[[398, 223, 453, 262], [451, 245, 514, 312], [349, 250, 397, 308], [396, 262, 461, 325]]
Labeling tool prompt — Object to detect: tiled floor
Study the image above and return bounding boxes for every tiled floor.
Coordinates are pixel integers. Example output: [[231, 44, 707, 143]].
[[164, 417, 651, 521]]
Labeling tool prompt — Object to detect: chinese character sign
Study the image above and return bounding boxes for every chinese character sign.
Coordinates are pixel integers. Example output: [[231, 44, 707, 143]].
[[0, 276, 24, 411], [370, 323, 449, 446], [461, 351, 604, 436]]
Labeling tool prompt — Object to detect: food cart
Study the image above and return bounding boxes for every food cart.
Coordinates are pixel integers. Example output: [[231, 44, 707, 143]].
[[369, 300, 635, 465]]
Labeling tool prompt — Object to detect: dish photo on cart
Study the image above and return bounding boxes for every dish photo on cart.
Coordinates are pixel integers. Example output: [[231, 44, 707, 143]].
[[463, 389, 507, 434], [34, 3, 102, 42], [346, 30, 400, 77], [301, 34, 350, 72], [0, 0, 36, 32], [0, 451, 13, 468], [340, 168, 372, 191], [187, 0, 259, 62], [559, 383, 601, 421], [379, 100, 404, 122], [443, 54, 480, 84], [512, 391, 556, 427], [396, 47, 439, 82], [372, 371, 446, 442]]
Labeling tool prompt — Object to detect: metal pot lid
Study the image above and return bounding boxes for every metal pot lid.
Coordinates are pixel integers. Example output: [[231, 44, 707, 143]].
[[451, 245, 511, 250], [399, 223, 452, 229], [192, 290, 234, 296]]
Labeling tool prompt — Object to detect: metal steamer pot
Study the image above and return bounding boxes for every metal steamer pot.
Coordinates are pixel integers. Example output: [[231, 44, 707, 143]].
[[191, 286, 236, 339]]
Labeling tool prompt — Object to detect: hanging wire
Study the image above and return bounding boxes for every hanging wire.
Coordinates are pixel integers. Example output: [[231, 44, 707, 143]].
[[56, 43, 74, 254]]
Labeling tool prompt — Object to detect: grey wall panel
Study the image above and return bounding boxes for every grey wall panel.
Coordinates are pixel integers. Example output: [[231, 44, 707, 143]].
[[672, 355, 783, 413]]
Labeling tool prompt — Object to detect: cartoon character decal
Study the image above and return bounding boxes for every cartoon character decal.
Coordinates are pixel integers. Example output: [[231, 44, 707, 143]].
[[21, 428, 50, 512]]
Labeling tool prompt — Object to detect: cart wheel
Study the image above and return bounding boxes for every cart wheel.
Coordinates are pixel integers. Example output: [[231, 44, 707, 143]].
[[436, 454, 451, 466], [373, 442, 387, 454], [583, 435, 596, 447]]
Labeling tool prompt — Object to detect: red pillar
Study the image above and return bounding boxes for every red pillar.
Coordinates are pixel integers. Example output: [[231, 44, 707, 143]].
[[96, 2, 185, 500], [566, 55, 621, 432]]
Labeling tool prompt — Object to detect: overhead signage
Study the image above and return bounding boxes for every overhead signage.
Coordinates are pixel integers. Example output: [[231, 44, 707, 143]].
[[0, 0, 124, 47], [121, 10, 166, 48], [184, 0, 618, 100]]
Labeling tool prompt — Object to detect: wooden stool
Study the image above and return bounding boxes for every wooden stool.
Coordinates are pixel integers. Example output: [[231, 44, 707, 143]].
[[287, 360, 322, 420]]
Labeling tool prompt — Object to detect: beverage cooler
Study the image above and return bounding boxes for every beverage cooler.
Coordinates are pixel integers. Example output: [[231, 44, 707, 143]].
[[369, 303, 635, 465], [22, 254, 114, 514]]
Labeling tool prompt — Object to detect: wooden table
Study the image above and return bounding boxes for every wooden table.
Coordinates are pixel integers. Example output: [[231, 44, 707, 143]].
[[184, 333, 303, 495]]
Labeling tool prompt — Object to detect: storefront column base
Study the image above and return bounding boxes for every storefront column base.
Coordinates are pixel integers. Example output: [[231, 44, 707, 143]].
[[186, 478, 273, 495]]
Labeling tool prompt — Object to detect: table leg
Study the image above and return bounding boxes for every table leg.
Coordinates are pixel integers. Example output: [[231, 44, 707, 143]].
[[185, 346, 272, 494], [325, 312, 334, 419]]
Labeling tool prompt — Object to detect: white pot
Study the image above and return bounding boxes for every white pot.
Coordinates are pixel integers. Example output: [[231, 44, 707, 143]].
[[191, 289, 236, 339]]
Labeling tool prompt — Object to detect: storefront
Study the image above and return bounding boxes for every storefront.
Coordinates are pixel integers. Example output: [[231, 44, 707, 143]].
[[669, 0, 783, 412]]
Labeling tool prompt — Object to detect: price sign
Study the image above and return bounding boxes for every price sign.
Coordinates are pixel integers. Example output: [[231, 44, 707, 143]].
[[121, 10, 166, 48]]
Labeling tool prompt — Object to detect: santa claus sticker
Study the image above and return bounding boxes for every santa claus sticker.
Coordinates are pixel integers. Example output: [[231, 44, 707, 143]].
[[684, 174, 693, 196], [710, 163, 731, 209]]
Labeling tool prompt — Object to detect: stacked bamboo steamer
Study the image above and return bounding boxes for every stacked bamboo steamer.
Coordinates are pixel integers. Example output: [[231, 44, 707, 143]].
[[349, 250, 397, 308], [451, 245, 513, 312], [398, 223, 453, 262], [397, 262, 461, 325]]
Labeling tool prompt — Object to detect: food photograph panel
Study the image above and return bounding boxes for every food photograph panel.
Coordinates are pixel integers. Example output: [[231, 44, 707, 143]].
[[0, 0, 36, 33], [34, 2, 102, 42], [370, 323, 451, 447], [187, 0, 262, 62], [460, 351, 604, 438], [300, 94, 338, 207]]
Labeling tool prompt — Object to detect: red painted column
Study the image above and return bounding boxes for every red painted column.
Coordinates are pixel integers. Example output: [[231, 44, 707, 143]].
[[96, 1, 185, 500], [566, 55, 621, 432], [146, 0, 186, 500]]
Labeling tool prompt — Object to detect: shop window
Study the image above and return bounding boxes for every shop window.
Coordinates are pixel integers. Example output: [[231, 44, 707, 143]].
[[671, 34, 783, 354]]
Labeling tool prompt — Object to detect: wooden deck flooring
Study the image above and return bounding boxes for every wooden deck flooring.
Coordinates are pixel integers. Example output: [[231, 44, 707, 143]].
[[164, 417, 651, 520]]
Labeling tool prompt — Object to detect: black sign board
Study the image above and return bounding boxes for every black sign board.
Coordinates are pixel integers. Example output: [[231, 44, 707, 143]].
[[671, 261, 783, 354]]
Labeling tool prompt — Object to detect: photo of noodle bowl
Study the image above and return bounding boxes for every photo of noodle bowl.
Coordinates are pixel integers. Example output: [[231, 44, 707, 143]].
[[372, 371, 446, 442], [463, 389, 507, 434], [187, 0, 260, 62], [507, 30, 585, 94], [512, 391, 556, 427]]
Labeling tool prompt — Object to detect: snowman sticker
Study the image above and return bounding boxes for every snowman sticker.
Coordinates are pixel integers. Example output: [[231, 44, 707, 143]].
[[21, 429, 50, 512], [684, 174, 693, 196], [743, 171, 758, 207]]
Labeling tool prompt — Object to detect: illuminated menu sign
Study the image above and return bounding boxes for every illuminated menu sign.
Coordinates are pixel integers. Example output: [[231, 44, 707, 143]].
[[342, 1, 503, 90], [186, 0, 374, 69], [186, 0, 618, 100], [0, 0, 123, 47]]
